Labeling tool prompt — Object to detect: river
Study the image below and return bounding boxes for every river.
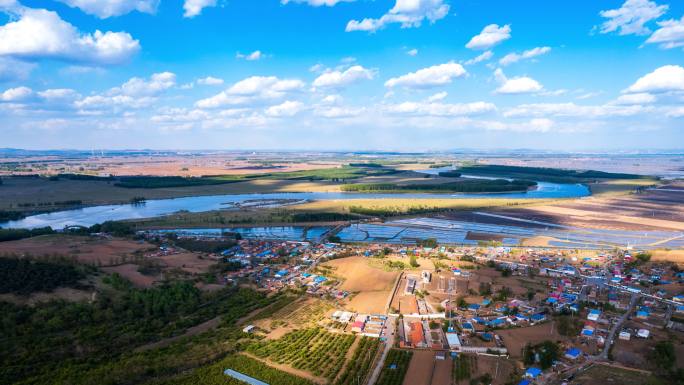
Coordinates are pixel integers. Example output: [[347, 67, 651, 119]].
[[1, 181, 589, 229]]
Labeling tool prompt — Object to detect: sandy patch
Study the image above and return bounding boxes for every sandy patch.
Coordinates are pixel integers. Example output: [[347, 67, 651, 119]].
[[651, 249, 684, 264], [0, 287, 93, 305], [497, 322, 568, 358], [0, 235, 153, 266], [325, 256, 399, 314], [402, 350, 434, 385], [152, 252, 216, 274], [472, 355, 516, 385], [431, 356, 452, 385], [102, 263, 157, 287]]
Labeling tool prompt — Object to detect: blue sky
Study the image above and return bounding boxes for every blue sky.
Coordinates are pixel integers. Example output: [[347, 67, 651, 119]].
[[1, 0, 684, 150]]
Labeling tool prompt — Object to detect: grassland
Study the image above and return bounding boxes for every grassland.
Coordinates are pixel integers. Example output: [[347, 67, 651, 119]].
[[299, 197, 559, 216], [572, 363, 661, 385]]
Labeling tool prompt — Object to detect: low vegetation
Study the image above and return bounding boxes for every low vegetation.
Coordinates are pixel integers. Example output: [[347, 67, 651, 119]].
[[453, 353, 474, 381]]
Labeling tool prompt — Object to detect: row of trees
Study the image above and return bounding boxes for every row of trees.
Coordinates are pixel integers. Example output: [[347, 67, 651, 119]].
[[341, 179, 537, 193]]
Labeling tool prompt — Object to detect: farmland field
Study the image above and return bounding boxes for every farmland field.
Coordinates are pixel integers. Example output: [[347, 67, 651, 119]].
[[323, 256, 400, 314], [149, 354, 314, 385], [334, 336, 381, 385], [246, 327, 355, 381], [376, 349, 413, 385]]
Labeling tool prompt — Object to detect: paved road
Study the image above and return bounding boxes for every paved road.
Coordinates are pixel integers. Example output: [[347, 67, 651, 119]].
[[367, 316, 396, 385]]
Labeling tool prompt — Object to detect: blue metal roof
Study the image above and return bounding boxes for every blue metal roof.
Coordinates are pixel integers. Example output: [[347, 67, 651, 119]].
[[565, 348, 581, 358], [525, 367, 542, 377]]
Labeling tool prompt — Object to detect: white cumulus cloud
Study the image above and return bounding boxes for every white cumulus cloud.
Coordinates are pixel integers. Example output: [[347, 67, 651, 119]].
[[384, 100, 496, 117], [0, 57, 35, 81], [0, 5, 139, 64], [236, 50, 264, 61], [646, 16, 684, 49], [197, 76, 224, 86], [494, 68, 543, 94], [427, 91, 447, 102], [265, 100, 304, 117], [624, 65, 684, 93], [463, 50, 493, 66], [0, 86, 32, 101], [385, 62, 466, 89], [183, 0, 216, 18], [612, 92, 656, 105], [115, 72, 176, 96], [466, 24, 511, 50], [58, 0, 159, 18], [312, 65, 375, 88], [598, 0, 667, 35], [281, 0, 354, 6], [196, 76, 305, 108], [499, 46, 551, 66], [504, 102, 649, 118], [346, 0, 449, 33]]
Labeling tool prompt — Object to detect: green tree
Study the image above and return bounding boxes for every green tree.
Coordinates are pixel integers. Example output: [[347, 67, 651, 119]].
[[409, 255, 419, 268], [651, 341, 675, 371]]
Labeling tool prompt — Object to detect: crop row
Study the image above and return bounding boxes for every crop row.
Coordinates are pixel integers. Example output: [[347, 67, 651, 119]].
[[158, 354, 314, 385], [247, 327, 355, 380], [376, 349, 413, 385], [334, 336, 381, 385]]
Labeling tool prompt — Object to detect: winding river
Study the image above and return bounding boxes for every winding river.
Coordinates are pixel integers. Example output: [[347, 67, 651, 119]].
[[1, 181, 589, 229]]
